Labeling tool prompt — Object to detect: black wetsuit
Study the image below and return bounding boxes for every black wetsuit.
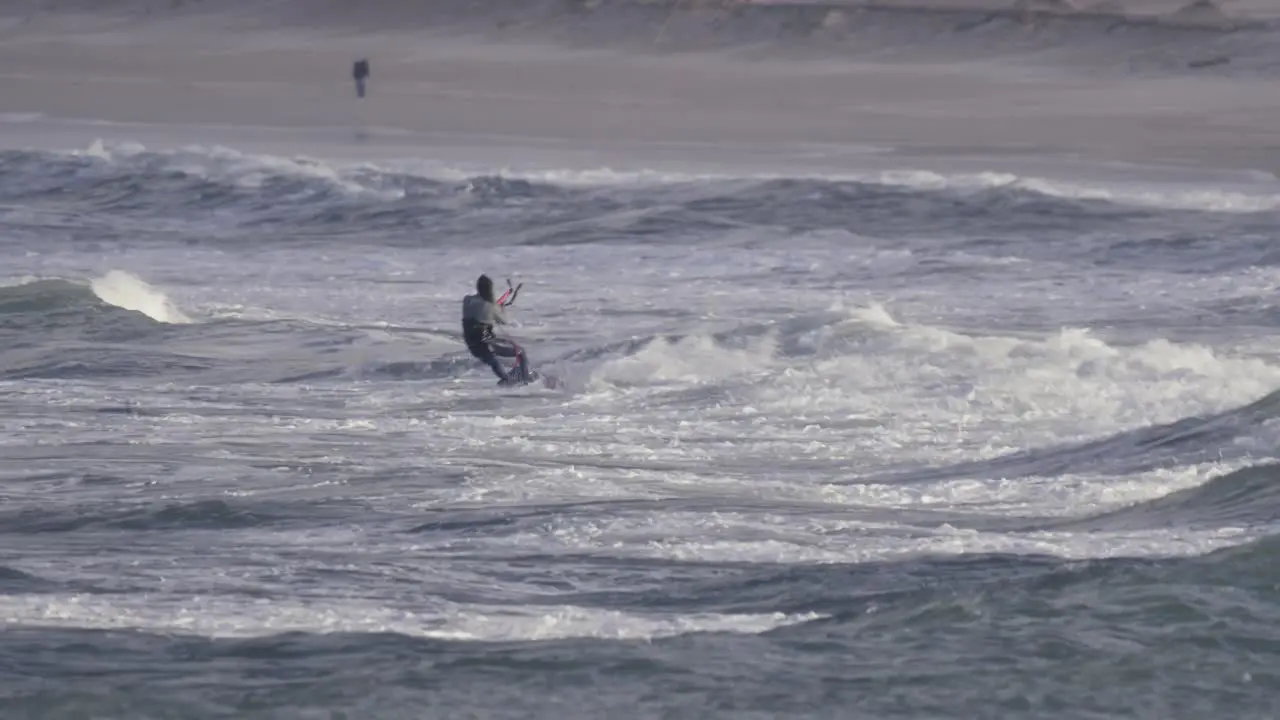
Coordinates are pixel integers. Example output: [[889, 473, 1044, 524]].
[[352, 59, 370, 98], [461, 293, 528, 383]]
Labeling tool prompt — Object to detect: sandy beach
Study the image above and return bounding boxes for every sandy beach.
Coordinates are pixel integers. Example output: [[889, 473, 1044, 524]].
[[1, 0, 1278, 178]]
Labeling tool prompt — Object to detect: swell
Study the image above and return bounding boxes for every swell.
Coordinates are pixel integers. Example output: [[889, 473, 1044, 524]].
[[495, 533, 1280, 617], [3, 145, 1277, 269], [0, 497, 360, 535], [0, 279, 168, 335], [0, 565, 65, 594], [0, 278, 194, 379], [848, 388, 1280, 530], [0, 535, 1275, 646], [869, 386, 1280, 485], [1065, 461, 1280, 530], [0, 276, 205, 380], [0, 274, 445, 381]]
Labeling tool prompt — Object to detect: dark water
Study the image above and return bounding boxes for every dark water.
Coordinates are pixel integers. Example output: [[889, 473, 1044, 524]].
[[1, 136, 1279, 719]]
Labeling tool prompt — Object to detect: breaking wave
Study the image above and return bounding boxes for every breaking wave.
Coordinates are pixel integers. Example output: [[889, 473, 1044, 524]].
[[0, 272, 190, 329]]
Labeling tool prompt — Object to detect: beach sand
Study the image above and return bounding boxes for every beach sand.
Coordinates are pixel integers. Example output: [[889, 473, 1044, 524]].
[[0, 0, 1277, 179]]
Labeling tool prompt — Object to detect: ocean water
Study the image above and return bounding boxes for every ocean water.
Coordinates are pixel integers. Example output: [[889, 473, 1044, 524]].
[[4, 2, 1280, 718]]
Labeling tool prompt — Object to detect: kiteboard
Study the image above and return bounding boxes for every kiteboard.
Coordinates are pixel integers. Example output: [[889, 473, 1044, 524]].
[[499, 365, 562, 390]]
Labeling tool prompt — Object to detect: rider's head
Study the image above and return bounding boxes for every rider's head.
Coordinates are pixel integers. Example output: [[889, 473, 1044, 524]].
[[476, 274, 495, 303]]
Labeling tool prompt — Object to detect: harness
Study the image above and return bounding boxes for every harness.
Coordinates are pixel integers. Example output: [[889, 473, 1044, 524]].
[[463, 278, 523, 349]]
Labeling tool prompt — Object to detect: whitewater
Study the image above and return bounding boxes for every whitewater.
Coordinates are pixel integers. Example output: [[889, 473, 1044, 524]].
[[2, 0, 1280, 718]]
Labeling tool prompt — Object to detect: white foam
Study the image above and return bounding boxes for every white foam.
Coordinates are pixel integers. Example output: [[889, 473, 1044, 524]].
[[89, 270, 192, 324], [588, 333, 779, 387], [51, 139, 1280, 214], [747, 304, 1280, 455], [0, 594, 820, 641], [488, 510, 1259, 565], [813, 461, 1248, 517], [74, 139, 403, 200], [0, 274, 53, 288], [306, 156, 1280, 213], [5, 137, 1276, 627], [874, 169, 1280, 213]]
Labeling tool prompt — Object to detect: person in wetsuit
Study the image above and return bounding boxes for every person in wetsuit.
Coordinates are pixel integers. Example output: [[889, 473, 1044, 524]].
[[462, 274, 530, 384], [352, 59, 370, 98]]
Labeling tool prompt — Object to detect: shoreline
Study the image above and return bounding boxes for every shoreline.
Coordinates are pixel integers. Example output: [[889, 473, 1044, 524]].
[[1, 1, 1279, 181], [7, 115, 1277, 193]]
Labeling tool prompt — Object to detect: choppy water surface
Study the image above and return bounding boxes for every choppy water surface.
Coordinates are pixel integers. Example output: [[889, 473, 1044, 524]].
[[2, 119, 1280, 719]]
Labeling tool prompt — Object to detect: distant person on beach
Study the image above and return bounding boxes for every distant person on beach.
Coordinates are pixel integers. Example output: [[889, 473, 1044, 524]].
[[352, 59, 370, 99]]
